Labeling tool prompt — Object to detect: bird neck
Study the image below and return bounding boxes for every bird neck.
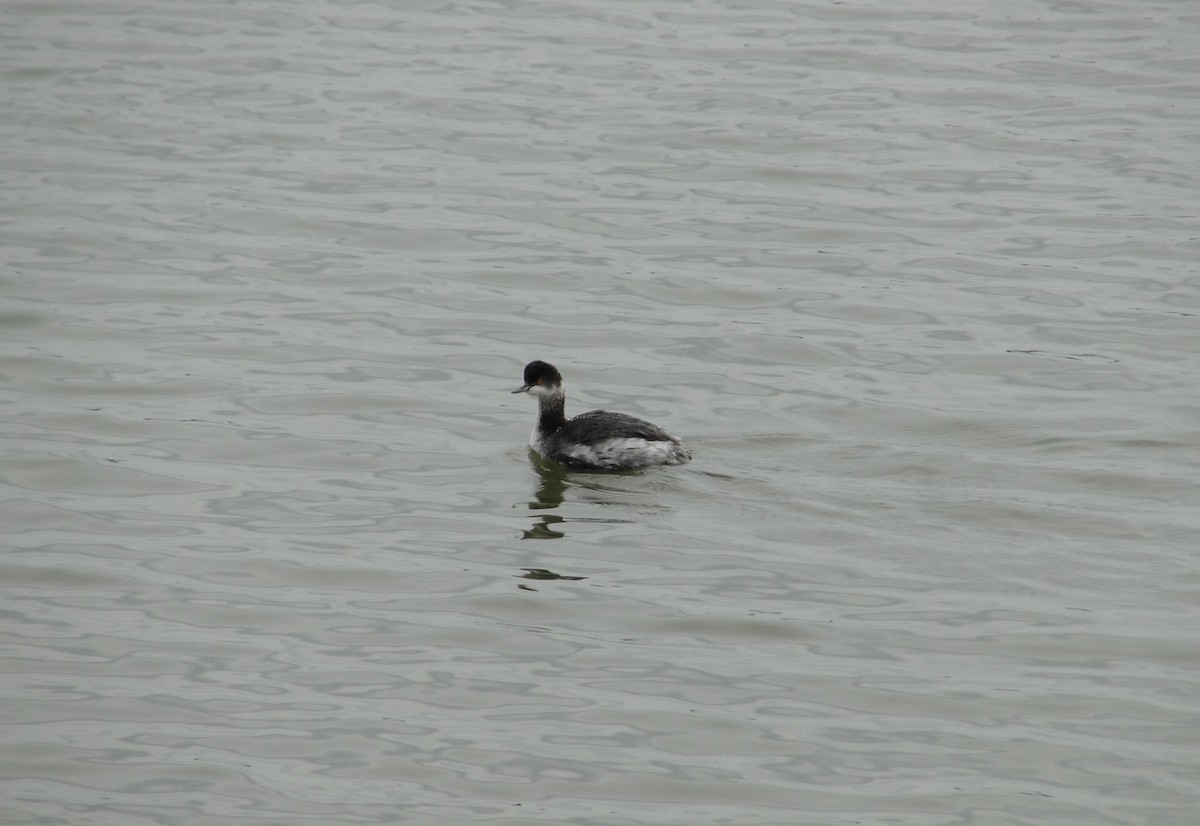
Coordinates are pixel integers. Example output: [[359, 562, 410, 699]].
[[536, 390, 567, 433]]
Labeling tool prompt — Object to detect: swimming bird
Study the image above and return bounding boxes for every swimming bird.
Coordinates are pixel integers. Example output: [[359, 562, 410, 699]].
[[512, 360, 692, 470]]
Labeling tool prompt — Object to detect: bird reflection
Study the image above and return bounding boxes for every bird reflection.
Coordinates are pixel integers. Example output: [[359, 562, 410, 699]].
[[520, 450, 568, 538], [520, 515, 565, 540], [527, 449, 568, 510], [518, 448, 641, 541]]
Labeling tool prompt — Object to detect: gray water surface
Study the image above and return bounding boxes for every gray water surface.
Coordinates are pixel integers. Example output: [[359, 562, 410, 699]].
[[3, 1, 1199, 824]]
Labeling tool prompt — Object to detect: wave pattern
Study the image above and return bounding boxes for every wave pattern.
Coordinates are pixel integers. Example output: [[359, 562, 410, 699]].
[[2, 1, 1198, 824]]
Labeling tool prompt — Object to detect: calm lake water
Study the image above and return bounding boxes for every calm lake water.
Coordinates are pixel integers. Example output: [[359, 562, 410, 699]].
[[3, 1, 1199, 824]]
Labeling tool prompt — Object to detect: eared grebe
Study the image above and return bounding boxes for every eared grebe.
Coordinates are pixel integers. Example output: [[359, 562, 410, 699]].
[[511, 360, 692, 471]]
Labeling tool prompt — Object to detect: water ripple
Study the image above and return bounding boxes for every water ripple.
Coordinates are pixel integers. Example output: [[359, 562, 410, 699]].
[[4, 0, 1199, 824]]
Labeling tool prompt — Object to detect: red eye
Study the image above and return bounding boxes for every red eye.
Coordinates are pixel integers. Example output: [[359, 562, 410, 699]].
[[536, 378, 543, 385]]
